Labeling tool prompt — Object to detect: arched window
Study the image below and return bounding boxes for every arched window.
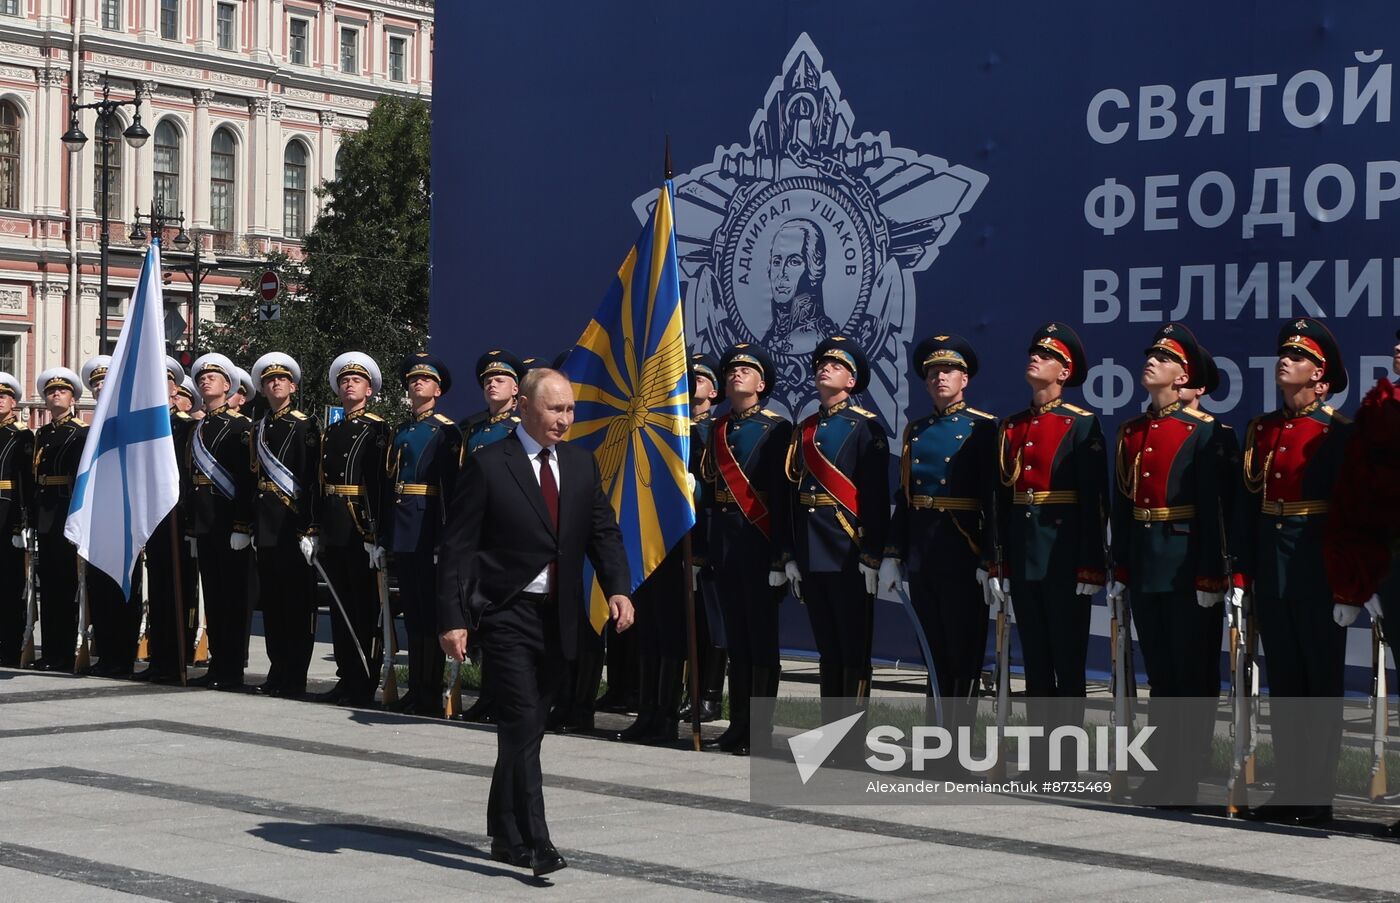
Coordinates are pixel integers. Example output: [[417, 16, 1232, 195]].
[[210, 127, 236, 234], [283, 141, 308, 238], [153, 120, 181, 209], [0, 101, 19, 210], [334, 146, 345, 182], [91, 115, 123, 219]]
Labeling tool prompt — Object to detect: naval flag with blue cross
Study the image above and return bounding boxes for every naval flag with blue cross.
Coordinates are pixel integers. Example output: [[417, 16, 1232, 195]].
[[64, 239, 180, 599]]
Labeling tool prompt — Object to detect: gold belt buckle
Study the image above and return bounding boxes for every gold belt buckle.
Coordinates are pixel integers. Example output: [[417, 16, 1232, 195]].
[[1024, 488, 1036, 505]]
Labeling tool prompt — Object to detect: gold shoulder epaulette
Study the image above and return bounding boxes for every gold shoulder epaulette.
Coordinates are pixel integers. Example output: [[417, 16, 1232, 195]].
[[290, 410, 308, 421], [1182, 406, 1215, 423], [848, 405, 877, 418], [1322, 405, 1352, 425], [230, 411, 248, 420], [760, 408, 785, 421], [1061, 403, 1094, 417], [433, 413, 455, 425], [174, 411, 192, 421], [362, 412, 384, 422], [510, 415, 522, 423], [965, 406, 996, 421]]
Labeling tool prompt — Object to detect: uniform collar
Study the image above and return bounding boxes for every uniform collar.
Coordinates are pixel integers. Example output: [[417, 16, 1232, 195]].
[[821, 399, 850, 418], [53, 410, 76, 426], [415, 406, 437, 422], [692, 409, 712, 424], [936, 400, 967, 418], [1147, 400, 1183, 420], [345, 406, 369, 420], [207, 403, 230, 417], [1030, 397, 1063, 416], [0, 414, 14, 428], [487, 405, 515, 425], [731, 402, 763, 420], [271, 403, 295, 420], [1283, 399, 1322, 419]]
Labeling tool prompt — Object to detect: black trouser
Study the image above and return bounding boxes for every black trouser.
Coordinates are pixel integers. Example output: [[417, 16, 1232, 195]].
[[1011, 577, 1091, 771], [36, 534, 78, 670], [393, 551, 441, 704], [803, 570, 872, 677], [197, 535, 249, 683], [909, 568, 989, 701], [714, 559, 781, 670], [146, 519, 196, 675], [320, 542, 379, 697], [259, 543, 317, 694], [1257, 590, 1346, 804], [89, 564, 140, 671], [636, 549, 687, 661], [0, 538, 24, 666], [1131, 588, 1223, 791], [484, 594, 565, 850]]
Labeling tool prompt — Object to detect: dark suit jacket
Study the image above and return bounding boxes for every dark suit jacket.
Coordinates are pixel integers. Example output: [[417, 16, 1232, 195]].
[[436, 431, 631, 657]]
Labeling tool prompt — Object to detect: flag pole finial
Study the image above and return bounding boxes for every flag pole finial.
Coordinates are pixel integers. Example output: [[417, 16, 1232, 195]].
[[664, 134, 673, 181]]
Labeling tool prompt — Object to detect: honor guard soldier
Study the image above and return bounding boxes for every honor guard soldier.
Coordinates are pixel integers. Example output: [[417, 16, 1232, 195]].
[[880, 335, 998, 727], [188, 353, 254, 689], [1183, 348, 1242, 536], [701, 344, 792, 755], [1324, 327, 1400, 836], [1233, 319, 1352, 825], [1106, 325, 1226, 802], [139, 358, 199, 683], [81, 356, 143, 677], [994, 323, 1107, 764], [315, 353, 390, 707], [384, 352, 462, 716], [0, 372, 32, 667], [679, 351, 728, 724], [30, 368, 88, 672], [228, 367, 253, 415], [175, 377, 198, 416], [783, 336, 889, 717], [458, 350, 524, 722], [249, 353, 321, 698]]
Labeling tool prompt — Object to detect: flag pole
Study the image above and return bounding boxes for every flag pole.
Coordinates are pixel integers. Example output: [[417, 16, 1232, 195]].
[[169, 508, 188, 687], [664, 134, 703, 751]]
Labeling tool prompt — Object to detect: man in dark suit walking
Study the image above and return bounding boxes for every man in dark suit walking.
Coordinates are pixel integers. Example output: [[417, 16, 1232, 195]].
[[438, 367, 634, 878]]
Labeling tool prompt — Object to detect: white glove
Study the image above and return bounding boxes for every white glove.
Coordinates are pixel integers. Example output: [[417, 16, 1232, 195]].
[[859, 562, 879, 595], [185, 536, 198, 558], [229, 531, 252, 552], [363, 542, 386, 570], [691, 564, 701, 590], [1075, 581, 1102, 596], [1196, 590, 1224, 608], [686, 472, 697, 500], [1106, 580, 1127, 604], [879, 558, 904, 593], [1333, 603, 1361, 627], [768, 568, 786, 588], [784, 560, 803, 600], [987, 576, 1009, 605], [1365, 594, 1384, 620], [10, 532, 21, 549], [298, 534, 318, 565], [975, 567, 988, 588]]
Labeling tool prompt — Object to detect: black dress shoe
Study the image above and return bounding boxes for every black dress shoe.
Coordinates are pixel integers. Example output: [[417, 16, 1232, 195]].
[[530, 844, 567, 877], [490, 840, 530, 867], [312, 684, 347, 704], [147, 670, 185, 686], [1290, 805, 1333, 826], [186, 673, 216, 688], [28, 658, 51, 672], [1243, 803, 1298, 823], [254, 682, 280, 696], [210, 679, 246, 692], [337, 693, 375, 708]]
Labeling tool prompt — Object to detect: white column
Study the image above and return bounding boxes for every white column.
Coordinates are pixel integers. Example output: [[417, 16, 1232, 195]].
[[78, 0, 98, 27], [369, 10, 383, 84], [320, 0, 336, 75], [194, 0, 214, 52], [269, 0, 284, 64], [75, 70, 102, 219], [35, 69, 66, 218], [132, 80, 157, 213], [268, 101, 285, 236], [140, 0, 158, 41], [192, 89, 213, 227], [251, 0, 273, 63], [417, 19, 432, 89], [246, 97, 269, 235], [316, 108, 335, 220]]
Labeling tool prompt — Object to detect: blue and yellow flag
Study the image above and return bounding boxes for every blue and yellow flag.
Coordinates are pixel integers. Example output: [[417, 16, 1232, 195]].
[[562, 181, 695, 633]]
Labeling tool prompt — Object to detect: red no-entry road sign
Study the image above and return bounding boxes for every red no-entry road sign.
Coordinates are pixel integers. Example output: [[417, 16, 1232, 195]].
[[259, 271, 280, 301]]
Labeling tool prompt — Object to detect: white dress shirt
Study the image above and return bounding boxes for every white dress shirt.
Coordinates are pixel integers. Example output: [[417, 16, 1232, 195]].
[[515, 424, 561, 594]]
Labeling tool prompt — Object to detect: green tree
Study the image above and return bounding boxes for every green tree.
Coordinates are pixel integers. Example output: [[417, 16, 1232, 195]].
[[206, 96, 431, 423]]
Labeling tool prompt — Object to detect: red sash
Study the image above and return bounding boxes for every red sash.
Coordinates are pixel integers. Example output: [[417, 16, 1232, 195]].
[[714, 417, 771, 538], [800, 416, 860, 516]]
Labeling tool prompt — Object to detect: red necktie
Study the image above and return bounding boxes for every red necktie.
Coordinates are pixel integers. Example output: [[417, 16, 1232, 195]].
[[537, 448, 559, 527]]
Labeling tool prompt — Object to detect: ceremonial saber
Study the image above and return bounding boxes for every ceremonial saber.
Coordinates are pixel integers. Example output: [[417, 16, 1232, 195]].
[[1370, 618, 1390, 803], [19, 530, 37, 668], [375, 565, 398, 705], [74, 558, 90, 674], [310, 553, 373, 681], [891, 582, 943, 726]]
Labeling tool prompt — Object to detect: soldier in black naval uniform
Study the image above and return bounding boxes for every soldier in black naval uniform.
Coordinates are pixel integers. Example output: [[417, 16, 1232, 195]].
[[783, 336, 889, 716], [248, 353, 321, 698], [701, 345, 792, 755], [880, 335, 999, 730], [138, 357, 199, 683], [0, 371, 33, 667], [458, 350, 524, 723], [1233, 319, 1352, 825], [1107, 324, 1227, 802], [680, 352, 727, 724], [29, 367, 88, 672], [993, 323, 1107, 773], [187, 353, 254, 690], [79, 355, 145, 677], [315, 352, 390, 706], [384, 352, 462, 716]]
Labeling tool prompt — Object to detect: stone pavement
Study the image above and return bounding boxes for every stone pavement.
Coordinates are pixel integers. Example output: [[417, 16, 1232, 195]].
[[0, 621, 1398, 902]]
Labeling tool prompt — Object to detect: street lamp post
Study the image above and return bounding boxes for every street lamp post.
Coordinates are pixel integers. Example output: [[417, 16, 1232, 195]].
[[61, 74, 149, 355], [130, 204, 219, 356]]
